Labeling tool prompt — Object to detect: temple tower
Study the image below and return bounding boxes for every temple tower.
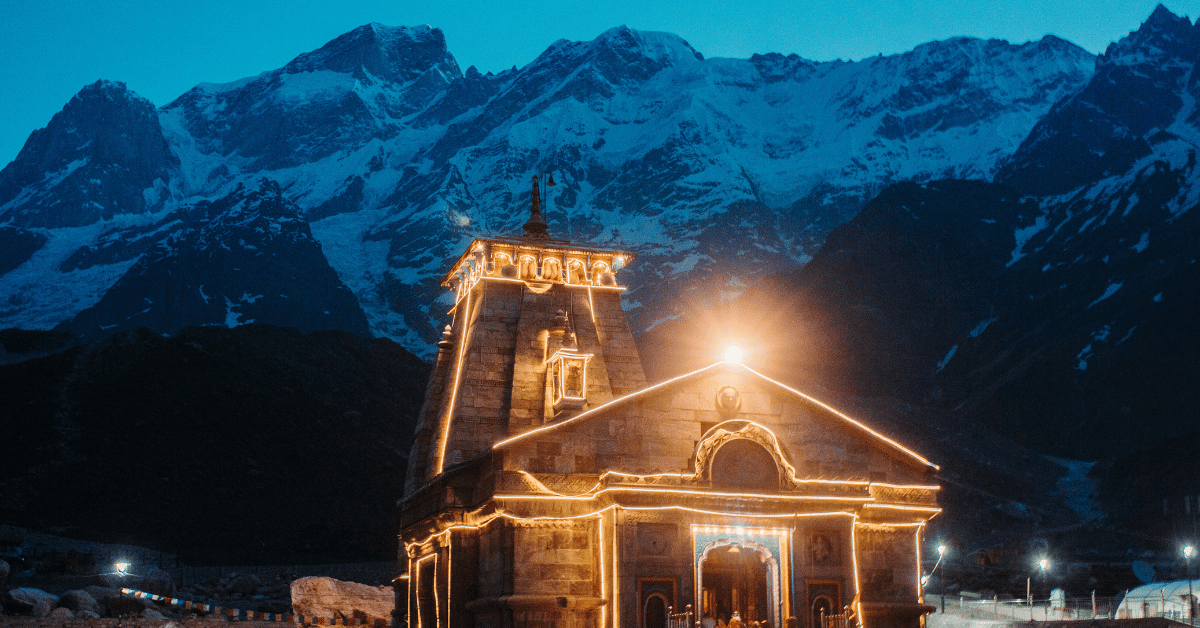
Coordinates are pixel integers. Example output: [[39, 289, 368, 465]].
[[404, 175, 645, 496]]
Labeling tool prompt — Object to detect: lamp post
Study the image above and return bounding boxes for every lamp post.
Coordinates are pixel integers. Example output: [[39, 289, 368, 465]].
[[1185, 546, 1195, 623], [933, 545, 947, 613], [1036, 557, 1046, 619]]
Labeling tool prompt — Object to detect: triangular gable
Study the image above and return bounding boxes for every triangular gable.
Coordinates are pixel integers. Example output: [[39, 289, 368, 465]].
[[494, 360, 938, 471]]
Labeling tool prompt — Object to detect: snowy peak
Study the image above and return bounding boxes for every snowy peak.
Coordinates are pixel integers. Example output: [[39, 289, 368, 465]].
[[528, 25, 701, 88], [592, 25, 703, 66], [997, 5, 1199, 195], [164, 23, 465, 171], [0, 79, 176, 228], [1104, 4, 1196, 64], [284, 23, 461, 84]]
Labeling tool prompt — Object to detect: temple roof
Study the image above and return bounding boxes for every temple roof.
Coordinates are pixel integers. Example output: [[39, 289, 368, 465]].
[[493, 359, 939, 471]]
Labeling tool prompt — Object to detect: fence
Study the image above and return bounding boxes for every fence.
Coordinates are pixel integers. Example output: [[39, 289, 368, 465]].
[[928, 594, 1124, 622], [667, 604, 693, 628], [823, 611, 850, 628]]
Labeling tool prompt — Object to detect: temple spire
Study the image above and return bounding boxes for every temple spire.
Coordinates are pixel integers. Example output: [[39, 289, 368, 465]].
[[521, 174, 554, 238]]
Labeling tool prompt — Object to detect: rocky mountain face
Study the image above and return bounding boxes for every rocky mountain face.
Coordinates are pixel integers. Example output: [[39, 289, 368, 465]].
[[0, 22, 1094, 354], [0, 80, 177, 229], [0, 325, 429, 564], [56, 178, 371, 340]]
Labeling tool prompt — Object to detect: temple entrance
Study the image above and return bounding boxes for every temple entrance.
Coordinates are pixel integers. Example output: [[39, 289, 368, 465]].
[[700, 544, 772, 625]]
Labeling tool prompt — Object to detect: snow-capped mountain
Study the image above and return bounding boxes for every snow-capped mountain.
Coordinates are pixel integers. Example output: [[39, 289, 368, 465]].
[[653, 5, 1200, 463], [0, 21, 1094, 355], [0, 80, 177, 229], [57, 178, 371, 340]]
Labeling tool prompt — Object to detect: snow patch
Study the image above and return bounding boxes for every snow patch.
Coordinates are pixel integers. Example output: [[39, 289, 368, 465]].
[[969, 317, 997, 338], [1049, 456, 1104, 522], [1088, 282, 1123, 308], [1076, 343, 1092, 370], [936, 345, 957, 372], [1131, 232, 1149, 253], [1008, 214, 1049, 266]]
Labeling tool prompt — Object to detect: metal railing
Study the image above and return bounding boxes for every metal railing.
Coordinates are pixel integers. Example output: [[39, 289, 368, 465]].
[[824, 611, 850, 628], [667, 604, 693, 628]]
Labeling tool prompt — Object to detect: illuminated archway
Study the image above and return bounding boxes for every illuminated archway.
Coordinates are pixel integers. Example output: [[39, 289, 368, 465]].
[[697, 537, 782, 628]]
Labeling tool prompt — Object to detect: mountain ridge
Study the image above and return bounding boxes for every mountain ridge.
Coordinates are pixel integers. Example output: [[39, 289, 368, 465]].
[[0, 20, 1097, 354]]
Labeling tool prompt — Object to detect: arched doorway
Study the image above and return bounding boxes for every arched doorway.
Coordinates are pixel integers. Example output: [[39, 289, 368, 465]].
[[644, 593, 668, 628], [699, 542, 778, 626], [810, 594, 835, 628]]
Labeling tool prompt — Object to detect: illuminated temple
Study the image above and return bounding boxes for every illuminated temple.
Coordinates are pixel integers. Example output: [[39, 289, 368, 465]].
[[399, 177, 941, 628]]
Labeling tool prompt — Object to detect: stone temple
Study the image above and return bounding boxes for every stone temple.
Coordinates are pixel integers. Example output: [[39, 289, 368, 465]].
[[398, 176, 941, 628]]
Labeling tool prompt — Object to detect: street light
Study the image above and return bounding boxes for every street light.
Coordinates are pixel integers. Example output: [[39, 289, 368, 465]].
[[1185, 546, 1195, 622], [1039, 558, 1051, 620], [934, 545, 947, 613]]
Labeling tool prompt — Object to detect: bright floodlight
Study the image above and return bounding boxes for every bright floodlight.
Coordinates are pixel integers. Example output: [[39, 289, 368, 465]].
[[1039, 558, 1050, 571], [937, 545, 947, 556], [724, 346, 744, 363], [114, 562, 130, 576], [1185, 545, 1195, 559]]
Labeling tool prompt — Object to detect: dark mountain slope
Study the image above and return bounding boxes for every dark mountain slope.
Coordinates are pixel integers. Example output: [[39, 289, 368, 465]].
[[0, 325, 429, 565]]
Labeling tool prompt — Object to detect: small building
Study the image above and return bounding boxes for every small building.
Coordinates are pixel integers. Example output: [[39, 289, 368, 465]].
[[399, 177, 941, 628], [1118, 580, 1200, 620]]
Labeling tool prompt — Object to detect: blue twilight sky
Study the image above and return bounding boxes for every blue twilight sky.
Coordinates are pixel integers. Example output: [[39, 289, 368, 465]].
[[1, 0, 1197, 168]]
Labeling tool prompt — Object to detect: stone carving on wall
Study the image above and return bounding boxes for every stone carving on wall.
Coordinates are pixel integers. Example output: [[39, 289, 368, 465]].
[[809, 532, 840, 566], [715, 386, 741, 416], [638, 523, 676, 557]]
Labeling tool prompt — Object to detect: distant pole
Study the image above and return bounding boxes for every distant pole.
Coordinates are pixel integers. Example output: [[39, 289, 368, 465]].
[[1185, 546, 1195, 623]]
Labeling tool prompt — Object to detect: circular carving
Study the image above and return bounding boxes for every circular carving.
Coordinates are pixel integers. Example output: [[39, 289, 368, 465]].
[[715, 386, 741, 415]]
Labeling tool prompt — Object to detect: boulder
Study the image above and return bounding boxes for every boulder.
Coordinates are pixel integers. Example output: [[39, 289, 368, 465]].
[[141, 566, 175, 596], [85, 585, 119, 602], [31, 598, 55, 618], [229, 573, 262, 595], [48, 607, 75, 620], [59, 589, 104, 616], [290, 576, 393, 624], [103, 592, 147, 617], [0, 558, 9, 587], [140, 607, 166, 620], [79, 610, 102, 619], [6, 587, 59, 613]]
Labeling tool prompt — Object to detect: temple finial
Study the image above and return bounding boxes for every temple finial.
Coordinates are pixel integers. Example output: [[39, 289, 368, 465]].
[[522, 175, 550, 238]]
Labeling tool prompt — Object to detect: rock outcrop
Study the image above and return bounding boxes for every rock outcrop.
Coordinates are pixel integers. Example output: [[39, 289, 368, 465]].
[[291, 576, 393, 623]]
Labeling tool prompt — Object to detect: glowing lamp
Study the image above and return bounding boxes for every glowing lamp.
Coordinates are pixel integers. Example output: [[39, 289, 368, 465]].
[[1186, 545, 1196, 559], [937, 545, 947, 556], [1038, 558, 1050, 571], [724, 346, 744, 364], [549, 349, 592, 412], [114, 562, 130, 576]]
